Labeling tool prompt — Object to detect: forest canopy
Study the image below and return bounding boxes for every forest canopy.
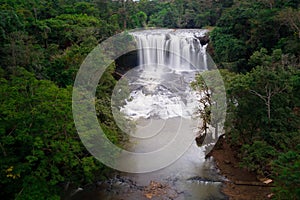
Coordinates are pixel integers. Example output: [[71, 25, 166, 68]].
[[0, 0, 299, 199]]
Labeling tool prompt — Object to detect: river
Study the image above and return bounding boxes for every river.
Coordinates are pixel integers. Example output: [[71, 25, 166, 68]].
[[71, 29, 228, 200], [71, 118, 227, 200]]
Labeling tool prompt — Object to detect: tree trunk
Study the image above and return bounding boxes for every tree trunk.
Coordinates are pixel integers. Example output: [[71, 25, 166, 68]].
[[233, 180, 274, 187], [267, 95, 271, 121]]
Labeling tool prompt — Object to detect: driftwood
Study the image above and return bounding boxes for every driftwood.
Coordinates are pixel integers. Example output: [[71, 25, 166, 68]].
[[232, 180, 274, 187], [114, 71, 124, 78]]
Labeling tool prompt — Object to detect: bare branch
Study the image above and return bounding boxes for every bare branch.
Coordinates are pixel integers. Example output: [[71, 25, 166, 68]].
[[0, 143, 7, 157], [250, 89, 267, 103]]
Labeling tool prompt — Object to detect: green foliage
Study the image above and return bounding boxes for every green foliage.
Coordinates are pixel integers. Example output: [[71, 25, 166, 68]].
[[221, 47, 299, 198], [1, 0, 300, 198], [210, 28, 247, 68], [1, 31, 44, 74], [0, 2, 134, 198], [210, 2, 300, 71], [0, 68, 106, 199], [191, 73, 212, 136], [95, 63, 131, 144], [130, 11, 147, 28], [217, 7, 255, 39], [240, 141, 277, 175], [44, 39, 97, 87], [36, 14, 105, 48], [202, 0, 300, 198], [149, 7, 179, 28], [272, 148, 300, 199], [192, 69, 228, 141], [0, 9, 25, 40], [225, 49, 298, 143]]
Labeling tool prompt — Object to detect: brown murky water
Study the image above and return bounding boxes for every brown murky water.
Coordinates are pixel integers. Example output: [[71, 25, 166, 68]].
[[69, 118, 228, 200]]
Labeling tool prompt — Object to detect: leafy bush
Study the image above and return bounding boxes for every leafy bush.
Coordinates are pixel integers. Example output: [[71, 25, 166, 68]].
[[272, 148, 300, 199], [240, 141, 277, 175], [0, 68, 106, 199]]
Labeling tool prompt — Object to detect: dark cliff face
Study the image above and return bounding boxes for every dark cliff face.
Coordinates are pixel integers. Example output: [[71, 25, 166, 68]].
[[115, 50, 139, 77], [197, 35, 210, 46]]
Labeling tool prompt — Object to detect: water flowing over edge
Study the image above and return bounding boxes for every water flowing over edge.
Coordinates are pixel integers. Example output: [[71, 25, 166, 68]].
[[118, 29, 209, 121]]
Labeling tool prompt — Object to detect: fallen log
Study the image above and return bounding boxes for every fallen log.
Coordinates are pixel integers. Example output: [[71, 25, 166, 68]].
[[113, 71, 124, 79], [232, 180, 275, 187], [114, 71, 124, 77]]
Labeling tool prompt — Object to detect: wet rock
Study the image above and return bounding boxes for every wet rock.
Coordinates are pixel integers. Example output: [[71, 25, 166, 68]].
[[200, 36, 210, 45], [143, 181, 179, 200], [187, 176, 223, 184], [187, 176, 212, 183], [196, 134, 206, 146], [96, 175, 141, 194], [195, 35, 210, 46]]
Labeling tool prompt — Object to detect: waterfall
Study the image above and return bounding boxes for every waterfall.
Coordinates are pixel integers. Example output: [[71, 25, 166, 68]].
[[117, 29, 208, 120], [131, 29, 208, 71], [104, 29, 228, 200]]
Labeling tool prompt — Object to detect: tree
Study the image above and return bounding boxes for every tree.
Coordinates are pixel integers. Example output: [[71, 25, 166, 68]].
[[210, 28, 247, 71], [149, 6, 179, 28], [191, 73, 211, 140], [278, 8, 300, 39], [224, 48, 299, 142], [248, 49, 292, 121], [2, 31, 44, 75], [192, 70, 227, 146], [272, 148, 300, 199], [0, 68, 106, 199], [130, 11, 147, 28], [257, 0, 275, 9]]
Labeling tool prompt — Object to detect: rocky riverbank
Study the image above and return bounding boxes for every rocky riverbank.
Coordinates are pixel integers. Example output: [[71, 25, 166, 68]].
[[208, 136, 273, 200]]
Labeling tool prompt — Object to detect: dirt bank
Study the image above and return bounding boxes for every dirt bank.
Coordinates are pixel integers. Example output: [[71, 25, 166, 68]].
[[208, 136, 273, 200]]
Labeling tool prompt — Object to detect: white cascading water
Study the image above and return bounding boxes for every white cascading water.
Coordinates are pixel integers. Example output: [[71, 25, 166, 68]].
[[134, 29, 208, 71], [120, 29, 208, 120]]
